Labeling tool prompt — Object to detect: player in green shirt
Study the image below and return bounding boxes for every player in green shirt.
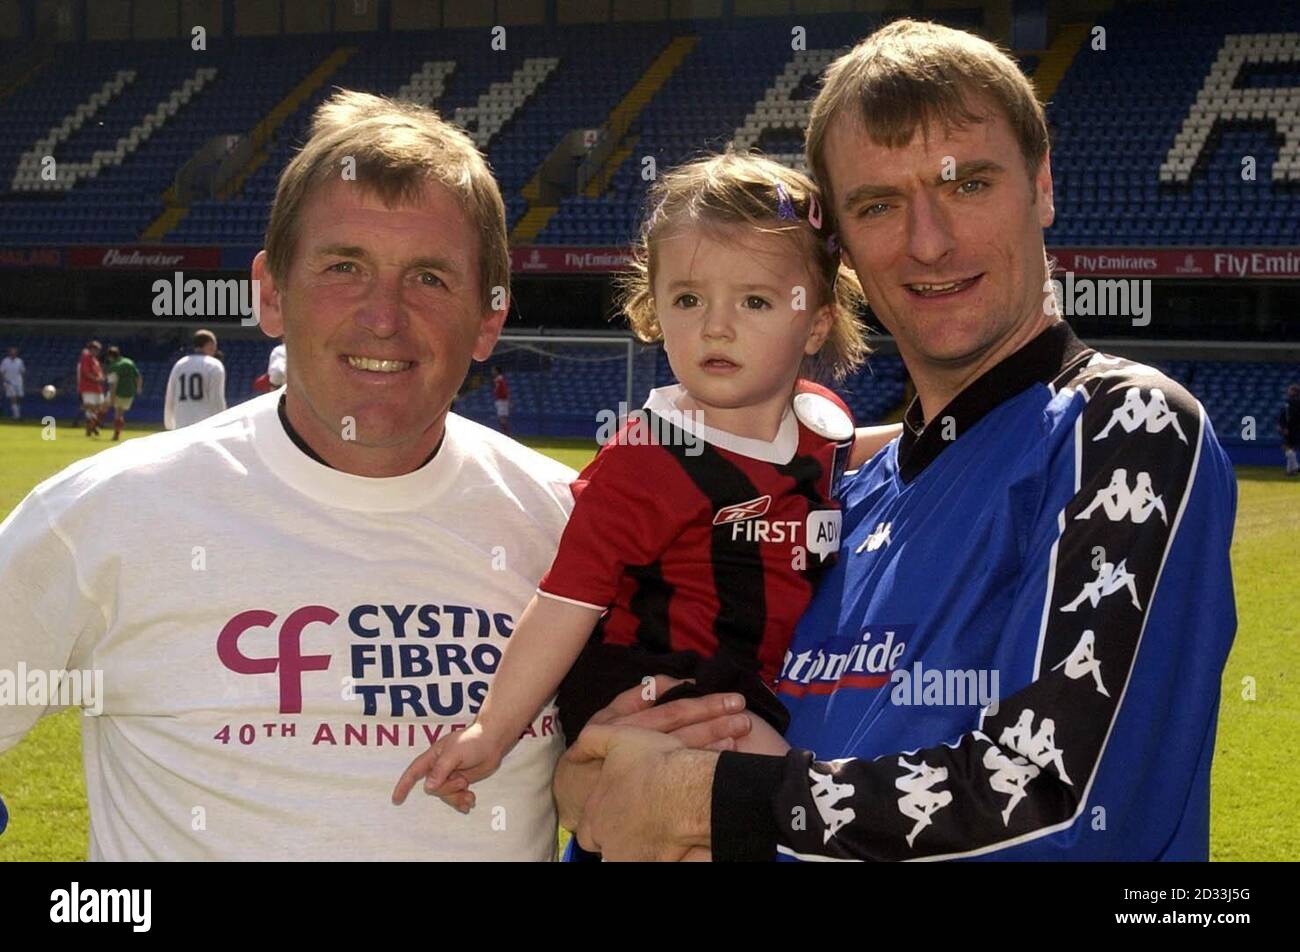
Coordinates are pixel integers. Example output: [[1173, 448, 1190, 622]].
[[104, 346, 143, 441]]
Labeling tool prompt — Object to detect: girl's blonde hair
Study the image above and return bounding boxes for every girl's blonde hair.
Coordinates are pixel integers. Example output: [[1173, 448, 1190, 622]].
[[617, 150, 867, 383]]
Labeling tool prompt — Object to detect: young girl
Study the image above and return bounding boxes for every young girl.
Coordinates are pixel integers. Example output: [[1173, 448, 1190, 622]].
[[392, 151, 901, 809]]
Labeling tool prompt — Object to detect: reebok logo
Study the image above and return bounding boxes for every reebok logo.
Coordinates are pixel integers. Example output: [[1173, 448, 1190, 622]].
[[713, 495, 771, 525]]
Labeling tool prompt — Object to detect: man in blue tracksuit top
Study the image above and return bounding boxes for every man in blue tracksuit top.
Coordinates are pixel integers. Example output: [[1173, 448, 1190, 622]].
[[553, 20, 1237, 861], [754, 321, 1236, 861]]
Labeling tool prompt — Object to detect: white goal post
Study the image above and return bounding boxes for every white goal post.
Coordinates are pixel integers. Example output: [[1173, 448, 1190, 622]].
[[461, 332, 663, 438]]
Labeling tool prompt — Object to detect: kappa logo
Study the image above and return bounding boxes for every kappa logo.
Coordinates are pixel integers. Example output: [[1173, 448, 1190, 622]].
[[1093, 387, 1189, 444], [1088, 354, 1125, 368], [895, 756, 952, 847], [809, 762, 857, 844], [713, 494, 772, 525], [855, 521, 892, 553], [981, 743, 1040, 826], [1084, 354, 1162, 376], [1076, 468, 1168, 525], [999, 708, 1073, 785], [1061, 558, 1142, 613], [1052, 629, 1110, 697]]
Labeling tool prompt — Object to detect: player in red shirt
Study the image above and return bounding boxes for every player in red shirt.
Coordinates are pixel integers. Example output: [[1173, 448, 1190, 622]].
[[393, 153, 902, 809], [77, 340, 106, 436], [491, 365, 510, 435]]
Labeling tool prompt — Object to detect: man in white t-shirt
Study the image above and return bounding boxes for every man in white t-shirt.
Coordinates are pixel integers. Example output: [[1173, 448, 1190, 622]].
[[0, 346, 24, 420], [164, 329, 227, 430], [267, 342, 287, 388], [0, 90, 747, 861], [251, 343, 287, 394]]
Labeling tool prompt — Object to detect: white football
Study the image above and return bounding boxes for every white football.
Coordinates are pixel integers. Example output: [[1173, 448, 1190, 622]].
[[42, 384, 57, 400]]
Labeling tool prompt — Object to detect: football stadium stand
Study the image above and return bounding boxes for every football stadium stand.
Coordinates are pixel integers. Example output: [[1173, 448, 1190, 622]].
[[0, 2, 1297, 466]]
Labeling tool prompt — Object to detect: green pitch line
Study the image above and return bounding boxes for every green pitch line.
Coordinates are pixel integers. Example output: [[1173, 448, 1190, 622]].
[[0, 420, 1294, 861]]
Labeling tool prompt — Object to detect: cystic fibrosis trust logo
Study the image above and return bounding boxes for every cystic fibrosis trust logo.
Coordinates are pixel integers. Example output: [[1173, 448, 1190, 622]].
[[217, 607, 335, 714], [216, 602, 515, 719]]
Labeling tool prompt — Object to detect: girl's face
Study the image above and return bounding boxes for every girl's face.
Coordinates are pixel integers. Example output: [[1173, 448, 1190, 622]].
[[652, 222, 832, 438]]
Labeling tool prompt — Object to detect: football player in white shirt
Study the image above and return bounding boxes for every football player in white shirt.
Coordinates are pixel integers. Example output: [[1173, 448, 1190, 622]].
[[1, 346, 24, 420], [267, 342, 287, 387], [164, 329, 227, 430], [0, 89, 747, 861]]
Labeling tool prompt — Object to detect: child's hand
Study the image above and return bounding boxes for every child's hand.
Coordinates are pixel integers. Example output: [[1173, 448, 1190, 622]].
[[391, 723, 505, 808], [731, 714, 790, 756]]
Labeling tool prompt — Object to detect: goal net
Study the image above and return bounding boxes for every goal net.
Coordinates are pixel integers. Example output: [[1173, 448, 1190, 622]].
[[457, 333, 665, 439]]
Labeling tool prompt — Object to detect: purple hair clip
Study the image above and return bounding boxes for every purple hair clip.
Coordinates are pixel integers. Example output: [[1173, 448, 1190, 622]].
[[775, 183, 799, 222], [774, 181, 835, 253]]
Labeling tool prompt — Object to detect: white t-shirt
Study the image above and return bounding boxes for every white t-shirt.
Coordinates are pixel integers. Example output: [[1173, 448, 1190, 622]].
[[164, 353, 226, 430], [0, 392, 577, 860], [267, 344, 287, 388], [0, 356, 23, 388]]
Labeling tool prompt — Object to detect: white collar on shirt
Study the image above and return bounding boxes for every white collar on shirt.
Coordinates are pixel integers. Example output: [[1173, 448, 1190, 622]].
[[248, 392, 461, 512], [642, 383, 799, 465]]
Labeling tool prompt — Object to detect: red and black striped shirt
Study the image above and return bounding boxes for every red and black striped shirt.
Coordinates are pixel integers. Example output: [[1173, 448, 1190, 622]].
[[539, 380, 855, 686]]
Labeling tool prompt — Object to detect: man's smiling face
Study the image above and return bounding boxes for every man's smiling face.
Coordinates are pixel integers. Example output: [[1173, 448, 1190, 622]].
[[256, 177, 505, 464], [824, 95, 1054, 374]]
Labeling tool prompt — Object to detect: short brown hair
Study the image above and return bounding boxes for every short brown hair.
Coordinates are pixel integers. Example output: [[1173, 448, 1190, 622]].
[[193, 329, 216, 349], [806, 19, 1049, 217], [618, 151, 867, 383], [265, 89, 509, 310]]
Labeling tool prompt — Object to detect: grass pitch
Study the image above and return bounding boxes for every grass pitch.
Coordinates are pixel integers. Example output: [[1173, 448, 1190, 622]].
[[0, 418, 1295, 860]]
